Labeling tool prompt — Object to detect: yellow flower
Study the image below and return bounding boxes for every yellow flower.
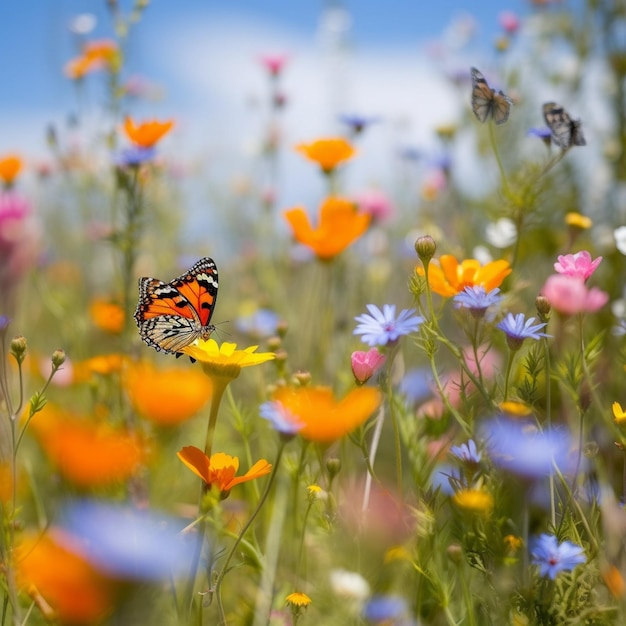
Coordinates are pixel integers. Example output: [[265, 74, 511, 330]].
[[181, 339, 275, 381], [295, 137, 355, 173], [285, 592, 312, 608], [565, 212, 592, 230], [89, 299, 125, 334], [177, 446, 272, 494], [499, 400, 533, 418], [271, 385, 381, 443], [503, 534, 524, 554], [284, 196, 371, 260], [416, 254, 511, 297], [0, 154, 23, 185], [384, 546, 412, 563], [73, 354, 125, 382], [123, 116, 174, 148], [613, 402, 626, 425], [125, 360, 212, 425], [452, 488, 494, 515]]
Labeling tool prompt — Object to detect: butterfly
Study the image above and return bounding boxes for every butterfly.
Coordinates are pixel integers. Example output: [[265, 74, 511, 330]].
[[542, 102, 586, 149], [471, 67, 513, 125], [134, 257, 219, 354]]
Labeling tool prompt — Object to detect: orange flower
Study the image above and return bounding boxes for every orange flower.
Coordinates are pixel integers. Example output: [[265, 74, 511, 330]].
[[83, 39, 118, 62], [89, 299, 125, 334], [29, 405, 144, 488], [295, 137, 355, 173], [64, 39, 119, 80], [284, 197, 371, 260], [124, 116, 174, 148], [177, 446, 272, 494], [125, 360, 212, 425], [271, 385, 381, 443], [416, 254, 511, 297], [0, 154, 23, 185], [0, 462, 13, 503], [15, 530, 114, 624]]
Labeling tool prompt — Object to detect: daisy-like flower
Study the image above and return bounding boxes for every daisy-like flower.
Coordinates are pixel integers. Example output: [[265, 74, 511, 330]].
[[450, 439, 481, 465], [259, 400, 304, 436], [612, 402, 626, 426], [284, 196, 371, 261], [177, 446, 272, 495], [354, 304, 424, 347], [285, 592, 312, 608], [416, 254, 511, 298], [453, 286, 503, 318], [554, 250, 602, 281], [295, 137, 355, 173], [271, 385, 381, 443], [123, 116, 174, 149], [497, 312, 549, 350], [452, 488, 494, 515], [180, 339, 275, 382], [530, 533, 586, 579]]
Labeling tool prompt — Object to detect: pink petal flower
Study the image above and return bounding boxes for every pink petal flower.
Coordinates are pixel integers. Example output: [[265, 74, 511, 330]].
[[351, 348, 386, 385], [499, 11, 521, 34], [355, 189, 395, 222], [554, 250, 602, 281], [259, 54, 289, 76], [542, 274, 609, 315]]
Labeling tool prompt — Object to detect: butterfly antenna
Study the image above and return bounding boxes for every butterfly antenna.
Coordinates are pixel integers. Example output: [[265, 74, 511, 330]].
[[212, 321, 231, 342]]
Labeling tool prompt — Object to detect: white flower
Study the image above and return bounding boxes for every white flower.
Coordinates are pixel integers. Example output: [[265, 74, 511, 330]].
[[614, 226, 626, 255], [329, 569, 371, 601], [485, 218, 517, 248]]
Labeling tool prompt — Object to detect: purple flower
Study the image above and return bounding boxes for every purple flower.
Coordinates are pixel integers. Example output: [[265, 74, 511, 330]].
[[527, 127, 552, 141], [259, 400, 304, 436], [450, 439, 481, 464], [113, 146, 157, 167], [0, 315, 10, 331], [354, 304, 424, 347], [530, 533, 586, 579], [363, 595, 408, 623], [497, 312, 550, 349], [453, 286, 502, 318], [481, 418, 574, 479], [339, 113, 381, 135]]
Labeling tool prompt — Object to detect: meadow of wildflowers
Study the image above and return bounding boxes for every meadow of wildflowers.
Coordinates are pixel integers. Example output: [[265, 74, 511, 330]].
[[4, 1, 626, 625]]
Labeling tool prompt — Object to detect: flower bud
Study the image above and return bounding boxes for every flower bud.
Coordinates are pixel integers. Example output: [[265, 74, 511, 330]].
[[351, 349, 386, 385], [293, 370, 311, 387], [51, 349, 66, 369], [10, 336, 27, 363], [535, 295, 551, 322], [326, 458, 341, 479], [414, 235, 436, 264]]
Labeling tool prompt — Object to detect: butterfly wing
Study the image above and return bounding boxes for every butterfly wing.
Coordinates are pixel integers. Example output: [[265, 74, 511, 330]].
[[134, 257, 219, 354], [543, 102, 573, 149], [570, 119, 586, 146], [471, 67, 512, 125]]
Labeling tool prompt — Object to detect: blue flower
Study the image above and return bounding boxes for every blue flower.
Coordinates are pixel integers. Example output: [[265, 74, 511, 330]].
[[0, 315, 10, 332], [354, 304, 424, 347], [496, 312, 550, 349], [60, 500, 196, 580], [481, 418, 574, 479], [450, 439, 481, 464], [453, 286, 503, 318], [530, 533, 586, 579], [339, 113, 381, 135], [363, 595, 408, 623], [113, 146, 157, 167], [259, 400, 303, 436], [235, 308, 280, 338], [527, 127, 552, 141]]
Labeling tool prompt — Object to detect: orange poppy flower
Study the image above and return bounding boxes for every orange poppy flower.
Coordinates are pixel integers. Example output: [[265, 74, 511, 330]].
[[89, 299, 125, 334], [284, 197, 371, 260], [416, 254, 511, 297], [64, 39, 119, 80], [123, 116, 174, 148], [29, 405, 145, 488], [177, 446, 272, 494], [15, 530, 114, 624], [0, 154, 23, 185], [295, 137, 355, 173], [83, 39, 118, 62], [125, 360, 212, 425], [271, 385, 381, 443]]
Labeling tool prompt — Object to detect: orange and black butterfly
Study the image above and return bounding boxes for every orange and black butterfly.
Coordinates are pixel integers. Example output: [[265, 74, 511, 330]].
[[134, 257, 219, 354], [542, 102, 586, 149], [471, 67, 513, 125]]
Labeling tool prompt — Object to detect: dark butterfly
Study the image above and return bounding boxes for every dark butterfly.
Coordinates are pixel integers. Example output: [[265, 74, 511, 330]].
[[471, 67, 513, 125], [542, 102, 586, 149]]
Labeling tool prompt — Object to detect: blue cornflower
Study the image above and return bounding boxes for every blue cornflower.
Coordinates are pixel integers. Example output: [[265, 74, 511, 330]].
[[0, 315, 10, 332], [530, 533, 586, 579], [113, 146, 157, 167], [235, 308, 280, 338], [527, 127, 552, 143], [339, 113, 381, 135], [497, 312, 550, 350], [481, 418, 574, 479], [60, 500, 195, 580], [453, 286, 503, 318], [259, 400, 304, 436], [450, 439, 481, 465], [354, 304, 424, 347], [363, 595, 408, 623]]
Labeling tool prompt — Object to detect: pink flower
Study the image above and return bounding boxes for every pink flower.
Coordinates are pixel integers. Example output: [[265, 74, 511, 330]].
[[259, 54, 288, 77], [499, 11, 521, 34], [351, 348, 386, 385], [554, 251, 602, 282], [542, 274, 609, 315], [355, 189, 395, 223]]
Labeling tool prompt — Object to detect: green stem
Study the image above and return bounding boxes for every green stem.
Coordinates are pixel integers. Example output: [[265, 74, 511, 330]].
[[204, 377, 230, 461], [487, 121, 509, 196], [502, 348, 516, 402]]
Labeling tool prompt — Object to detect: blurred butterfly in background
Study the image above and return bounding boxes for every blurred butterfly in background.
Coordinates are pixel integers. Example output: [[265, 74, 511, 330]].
[[542, 102, 586, 149], [134, 257, 219, 354], [471, 67, 513, 125]]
